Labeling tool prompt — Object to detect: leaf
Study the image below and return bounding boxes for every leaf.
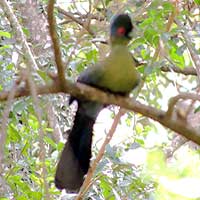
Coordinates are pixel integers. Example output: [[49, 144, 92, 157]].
[[21, 141, 30, 156], [194, 105, 200, 113], [169, 46, 185, 69], [13, 100, 27, 113], [144, 28, 159, 46], [162, 2, 174, 12], [0, 45, 11, 51], [37, 70, 51, 82], [131, 37, 146, 48], [22, 28, 30, 37], [28, 115, 39, 130], [0, 31, 11, 38], [16, 197, 26, 200], [28, 191, 42, 200], [6, 63, 14, 70], [7, 123, 21, 142], [194, 0, 200, 5], [44, 136, 57, 148], [57, 142, 64, 151]]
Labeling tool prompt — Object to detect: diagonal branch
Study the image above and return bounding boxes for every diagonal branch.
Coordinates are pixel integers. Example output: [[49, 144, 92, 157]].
[[57, 7, 95, 36], [0, 82, 18, 172], [176, 20, 200, 83], [47, 0, 66, 89], [166, 92, 200, 117], [75, 108, 125, 200], [0, 0, 39, 71], [0, 78, 199, 146]]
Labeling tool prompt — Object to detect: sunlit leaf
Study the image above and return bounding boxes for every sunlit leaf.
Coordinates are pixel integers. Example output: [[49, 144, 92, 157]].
[[0, 31, 11, 38]]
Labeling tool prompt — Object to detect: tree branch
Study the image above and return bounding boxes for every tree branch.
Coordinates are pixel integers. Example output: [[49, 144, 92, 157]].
[[166, 92, 200, 117], [160, 65, 197, 76], [57, 6, 197, 77], [179, 21, 200, 82], [57, 7, 95, 36], [0, 78, 199, 145], [0, 81, 18, 172], [76, 109, 125, 200], [47, 0, 66, 88]]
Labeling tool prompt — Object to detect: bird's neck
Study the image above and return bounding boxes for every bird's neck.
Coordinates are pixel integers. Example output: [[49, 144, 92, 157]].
[[104, 44, 134, 78], [108, 44, 130, 63], [110, 37, 129, 47]]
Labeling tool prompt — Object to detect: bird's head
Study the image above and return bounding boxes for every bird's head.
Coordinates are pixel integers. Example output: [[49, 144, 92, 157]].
[[110, 14, 133, 45]]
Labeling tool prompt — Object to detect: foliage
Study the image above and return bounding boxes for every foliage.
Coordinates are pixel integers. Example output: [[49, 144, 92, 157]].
[[0, 0, 200, 199]]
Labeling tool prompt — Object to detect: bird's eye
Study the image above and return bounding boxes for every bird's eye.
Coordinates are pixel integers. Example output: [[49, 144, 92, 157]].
[[117, 27, 126, 36]]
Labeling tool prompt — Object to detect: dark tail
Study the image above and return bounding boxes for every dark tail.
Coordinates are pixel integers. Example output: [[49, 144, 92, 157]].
[[55, 101, 102, 192]]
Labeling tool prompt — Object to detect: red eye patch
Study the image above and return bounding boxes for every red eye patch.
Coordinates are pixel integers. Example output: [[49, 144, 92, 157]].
[[117, 27, 126, 35]]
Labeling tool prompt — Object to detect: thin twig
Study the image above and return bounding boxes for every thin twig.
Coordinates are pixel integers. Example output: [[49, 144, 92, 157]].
[[0, 82, 18, 172], [27, 75, 50, 199], [57, 7, 95, 36], [166, 92, 200, 117], [0, 0, 39, 71], [75, 109, 125, 200], [176, 20, 200, 83]]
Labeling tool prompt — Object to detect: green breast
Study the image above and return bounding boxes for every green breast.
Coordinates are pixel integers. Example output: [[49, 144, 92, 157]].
[[98, 45, 140, 93]]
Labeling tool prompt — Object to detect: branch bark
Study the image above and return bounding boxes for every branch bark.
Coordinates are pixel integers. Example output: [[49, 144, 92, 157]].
[[47, 0, 66, 89], [166, 92, 200, 117], [0, 78, 199, 145], [160, 65, 196, 76], [75, 109, 125, 200]]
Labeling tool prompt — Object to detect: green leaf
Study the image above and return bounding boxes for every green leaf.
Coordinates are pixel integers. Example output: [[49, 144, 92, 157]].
[[0, 45, 11, 51], [13, 100, 27, 113], [162, 2, 174, 13], [22, 28, 30, 37], [45, 127, 53, 132], [6, 63, 14, 70], [28, 115, 39, 130], [16, 197, 26, 200], [37, 70, 51, 82], [44, 136, 56, 148], [140, 18, 154, 28], [0, 31, 11, 38], [194, 105, 200, 113], [28, 191, 42, 200], [144, 28, 159, 46], [7, 123, 21, 142], [194, 0, 200, 5], [169, 46, 185, 68], [21, 141, 30, 156], [57, 142, 64, 151], [131, 37, 146, 48]]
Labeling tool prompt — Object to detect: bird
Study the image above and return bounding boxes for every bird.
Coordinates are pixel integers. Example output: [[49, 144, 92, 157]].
[[55, 13, 140, 192]]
